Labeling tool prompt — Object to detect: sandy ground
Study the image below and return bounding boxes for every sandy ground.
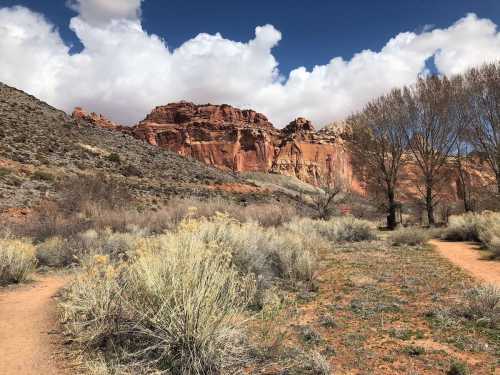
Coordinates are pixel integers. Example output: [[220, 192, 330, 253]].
[[0, 274, 69, 375], [430, 240, 500, 287]]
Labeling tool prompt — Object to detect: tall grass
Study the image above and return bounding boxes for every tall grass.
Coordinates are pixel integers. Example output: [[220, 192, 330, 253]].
[[0, 237, 37, 285]]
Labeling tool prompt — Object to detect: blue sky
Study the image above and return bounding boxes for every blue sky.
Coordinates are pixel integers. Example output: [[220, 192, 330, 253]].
[[1, 1, 500, 126], [1, 0, 499, 75]]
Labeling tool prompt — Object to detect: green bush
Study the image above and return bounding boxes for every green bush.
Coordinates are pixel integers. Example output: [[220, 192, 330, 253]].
[[0, 237, 37, 285]]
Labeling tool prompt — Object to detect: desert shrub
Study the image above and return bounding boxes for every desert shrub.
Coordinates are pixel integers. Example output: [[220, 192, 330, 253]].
[[36, 236, 71, 267], [0, 237, 37, 285], [37, 229, 142, 268], [60, 231, 255, 374], [237, 203, 297, 227], [441, 212, 483, 241], [18, 201, 93, 242], [390, 227, 429, 246], [0, 167, 11, 177], [285, 217, 376, 243], [59, 255, 124, 348], [127, 236, 254, 373], [447, 361, 470, 375], [477, 213, 500, 259], [31, 170, 55, 182], [456, 285, 499, 329], [291, 350, 331, 375], [106, 153, 121, 163], [188, 214, 318, 285], [56, 173, 131, 215]]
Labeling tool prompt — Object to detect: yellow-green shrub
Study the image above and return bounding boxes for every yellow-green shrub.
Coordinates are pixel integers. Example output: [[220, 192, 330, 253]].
[[0, 238, 37, 285], [60, 228, 255, 374]]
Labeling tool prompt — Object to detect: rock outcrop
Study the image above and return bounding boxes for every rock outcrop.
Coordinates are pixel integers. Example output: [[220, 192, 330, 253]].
[[77, 102, 357, 188]]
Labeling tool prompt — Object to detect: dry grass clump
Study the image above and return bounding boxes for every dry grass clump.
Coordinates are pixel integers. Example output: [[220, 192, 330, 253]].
[[60, 221, 256, 374], [285, 216, 376, 243], [0, 236, 37, 285], [390, 227, 429, 246]]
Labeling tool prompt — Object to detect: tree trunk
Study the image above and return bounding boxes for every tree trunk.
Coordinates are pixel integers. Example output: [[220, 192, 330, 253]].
[[387, 189, 397, 230], [426, 183, 435, 226]]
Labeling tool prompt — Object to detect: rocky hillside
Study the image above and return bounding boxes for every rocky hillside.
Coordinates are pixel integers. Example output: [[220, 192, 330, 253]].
[[74, 102, 359, 189], [0, 83, 276, 213]]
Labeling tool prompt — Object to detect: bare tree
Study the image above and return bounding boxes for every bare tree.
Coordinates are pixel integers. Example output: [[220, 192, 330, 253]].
[[449, 75, 476, 212], [464, 62, 500, 194], [403, 76, 460, 225], [347, 89, 408, 229], [311, 170, 349, 220]]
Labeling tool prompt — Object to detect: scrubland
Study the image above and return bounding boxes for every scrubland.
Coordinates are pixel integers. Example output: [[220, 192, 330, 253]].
[[1, 178, 499, 374]]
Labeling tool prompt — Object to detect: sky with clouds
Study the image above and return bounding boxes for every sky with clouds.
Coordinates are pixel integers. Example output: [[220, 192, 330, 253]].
[[1, 0, 500, 127]]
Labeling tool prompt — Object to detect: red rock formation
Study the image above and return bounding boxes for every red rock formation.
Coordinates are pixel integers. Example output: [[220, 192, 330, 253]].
[[72, 107, 121, 130], [71, 103, 358, 189]]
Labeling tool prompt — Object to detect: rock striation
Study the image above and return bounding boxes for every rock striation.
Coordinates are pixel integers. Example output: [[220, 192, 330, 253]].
[[73, 103, 357, 188]]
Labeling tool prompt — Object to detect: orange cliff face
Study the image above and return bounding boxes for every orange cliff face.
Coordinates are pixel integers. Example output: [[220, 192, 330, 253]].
[[72, 103, 360, 190]]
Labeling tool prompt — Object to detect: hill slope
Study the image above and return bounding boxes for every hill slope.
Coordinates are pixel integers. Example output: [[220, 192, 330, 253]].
[[0, 83, 267, 212]]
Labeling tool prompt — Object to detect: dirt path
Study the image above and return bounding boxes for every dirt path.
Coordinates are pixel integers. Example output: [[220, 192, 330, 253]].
[[0, 274, 69, 375], [430, 240, 500, 287]]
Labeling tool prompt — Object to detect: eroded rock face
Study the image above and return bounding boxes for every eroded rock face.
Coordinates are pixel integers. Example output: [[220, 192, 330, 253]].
[[71, 103, 358, 189], [72, 107, 121, 130]]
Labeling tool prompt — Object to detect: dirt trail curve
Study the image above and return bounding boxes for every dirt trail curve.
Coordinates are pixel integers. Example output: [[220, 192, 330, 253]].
[[430, 240, 500, 287], [0, 274, 69, 375]]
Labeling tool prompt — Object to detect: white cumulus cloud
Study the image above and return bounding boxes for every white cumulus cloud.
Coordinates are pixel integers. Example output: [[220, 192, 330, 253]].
[[66, 0, 143, 26], [0, 2, 500, 127]]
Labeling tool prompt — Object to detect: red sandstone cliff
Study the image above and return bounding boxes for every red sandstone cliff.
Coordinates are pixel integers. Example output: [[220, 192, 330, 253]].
[[72, 103, 357, 188]]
